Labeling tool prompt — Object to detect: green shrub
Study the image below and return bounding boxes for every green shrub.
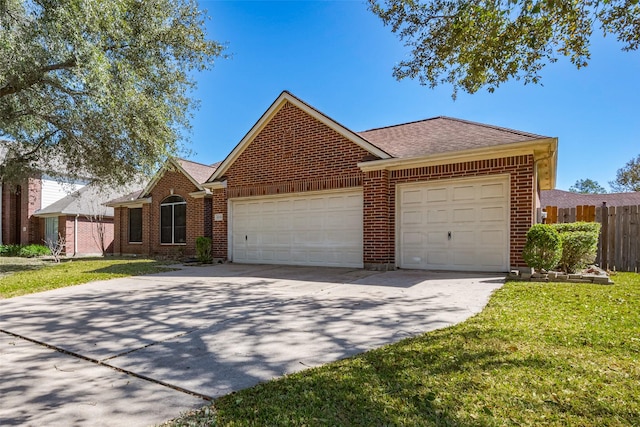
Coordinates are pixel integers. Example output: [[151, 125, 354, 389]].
[[195, 236, 213, 263], [0, 244, 23, 257], [522, 224, 562, 272], [552, 222, 601, 273], [19, 244, 51, 258]]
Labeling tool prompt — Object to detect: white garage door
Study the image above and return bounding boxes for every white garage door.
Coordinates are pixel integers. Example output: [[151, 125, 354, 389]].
[[398, 175, 510, 272], [231, 190, 363, 268]]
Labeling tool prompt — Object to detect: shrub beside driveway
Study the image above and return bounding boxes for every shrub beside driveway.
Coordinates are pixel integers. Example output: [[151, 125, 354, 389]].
[[167, 273, 640, 426], [0, 258, 174, 298]]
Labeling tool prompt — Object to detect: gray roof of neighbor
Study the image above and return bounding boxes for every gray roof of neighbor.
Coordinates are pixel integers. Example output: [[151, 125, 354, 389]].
[[35, 181, 143, 217], [541, 189, 640, 208], [358, 116, 548, 159]]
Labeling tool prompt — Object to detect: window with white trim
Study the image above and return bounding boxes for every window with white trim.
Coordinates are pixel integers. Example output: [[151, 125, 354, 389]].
[[160, 196, 186, 244]]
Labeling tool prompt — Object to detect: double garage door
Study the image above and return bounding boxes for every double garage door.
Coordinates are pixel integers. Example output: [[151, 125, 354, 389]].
[[231, 190, 363, 268], [230, 176, 510, 272], [398, 176, 510, 272]]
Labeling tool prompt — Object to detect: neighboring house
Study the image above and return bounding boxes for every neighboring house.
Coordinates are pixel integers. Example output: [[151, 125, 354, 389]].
[[32, 182, 141, 256], [0, 146, 141, 255], [1, 174, 87, 247], [111, 91, 558, 272], [107, 158, 218, 258], [541, 189, 640, 208]]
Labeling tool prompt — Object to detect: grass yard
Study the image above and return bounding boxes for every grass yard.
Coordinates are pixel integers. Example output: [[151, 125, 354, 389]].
[[0, 258, 175, 298], [168, 273, 640, 427]]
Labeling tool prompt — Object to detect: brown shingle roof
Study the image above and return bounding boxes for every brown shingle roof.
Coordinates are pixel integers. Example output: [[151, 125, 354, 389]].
[[541, 189, 640, 208], [358, 116, 548, 158], [177, 158, 218, 184]]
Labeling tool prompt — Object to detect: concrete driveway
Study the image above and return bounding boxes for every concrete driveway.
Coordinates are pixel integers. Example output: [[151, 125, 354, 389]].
[[0, 263, 504, 426]]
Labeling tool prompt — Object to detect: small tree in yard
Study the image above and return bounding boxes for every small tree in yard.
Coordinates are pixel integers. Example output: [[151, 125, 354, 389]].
[[44, 233, 66, 263], [523, 224, 562, 272]]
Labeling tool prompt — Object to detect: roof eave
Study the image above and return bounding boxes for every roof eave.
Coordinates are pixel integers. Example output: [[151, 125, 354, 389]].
[[358, 137, 558, 189], [106, 197, 152, 208]]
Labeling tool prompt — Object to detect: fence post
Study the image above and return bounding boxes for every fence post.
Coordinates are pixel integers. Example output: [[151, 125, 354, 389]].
[[630, 205, 638, 273], [600, 205, 608, 270]]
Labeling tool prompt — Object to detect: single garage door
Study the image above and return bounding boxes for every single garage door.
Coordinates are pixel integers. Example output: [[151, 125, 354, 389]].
[[398, 175, 510, 272], [231, 189, 363, 268]]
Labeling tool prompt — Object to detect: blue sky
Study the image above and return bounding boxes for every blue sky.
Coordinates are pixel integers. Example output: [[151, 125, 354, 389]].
[[188, 1, 640, 191]]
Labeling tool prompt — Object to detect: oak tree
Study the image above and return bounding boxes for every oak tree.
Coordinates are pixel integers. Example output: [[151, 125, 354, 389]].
[[369, 0, 640, 98], [0, 0, 224, 185]]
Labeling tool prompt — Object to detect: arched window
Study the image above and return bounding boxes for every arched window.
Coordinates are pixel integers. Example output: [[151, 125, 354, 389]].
[[160, 195, 186, 244]]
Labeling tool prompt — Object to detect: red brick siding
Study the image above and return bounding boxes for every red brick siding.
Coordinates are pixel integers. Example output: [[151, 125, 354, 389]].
[[114, 205, 149, 256], [114, 169, 210, 258], [362, 155, 535, 268], [212, 188, 227, 259], [363, 169, 394, 266], [213, 101, 373, 260], [224, 101, 371, 189], [62, 216, 114, 255]]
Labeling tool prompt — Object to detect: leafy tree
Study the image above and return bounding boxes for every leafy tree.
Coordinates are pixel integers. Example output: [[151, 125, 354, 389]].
[[368, 0, 640, 98], [0, 0, 224, 185], [610, 154, 640, 192], [568, 179, 606, 194]]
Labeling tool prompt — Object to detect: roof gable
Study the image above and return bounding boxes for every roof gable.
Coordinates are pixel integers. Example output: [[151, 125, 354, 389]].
[[358, 116, 549, 159], [206, 91, 391, 183], [141, 157, 217, 197]]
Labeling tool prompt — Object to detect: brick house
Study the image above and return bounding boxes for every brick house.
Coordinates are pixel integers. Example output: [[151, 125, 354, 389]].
[[0, 172, 137, 255], [108, 158, 217, 258], [113, 91, 558, 272]]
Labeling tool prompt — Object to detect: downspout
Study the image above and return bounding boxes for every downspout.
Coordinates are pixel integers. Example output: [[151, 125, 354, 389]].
[[74, 214, 79, 257]]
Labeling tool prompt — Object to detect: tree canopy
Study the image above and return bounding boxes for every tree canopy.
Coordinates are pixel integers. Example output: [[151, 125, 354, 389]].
[[368, 0, 640, 97], [610, 154, 640, 192], [568, 179, 607, 194], [0, 0, 224, 185]]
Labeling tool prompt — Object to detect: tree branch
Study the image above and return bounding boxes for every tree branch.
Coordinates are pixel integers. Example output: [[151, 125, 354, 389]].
[[0, 58, 77, 98]]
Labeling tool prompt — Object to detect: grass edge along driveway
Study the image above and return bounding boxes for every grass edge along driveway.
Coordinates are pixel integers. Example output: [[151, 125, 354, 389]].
[[0, 258, 174, 298], [167, 273, 640, 426]]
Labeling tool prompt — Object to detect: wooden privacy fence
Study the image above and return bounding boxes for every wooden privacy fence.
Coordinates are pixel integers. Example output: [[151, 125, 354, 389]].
[[544, 205, 640, 272]]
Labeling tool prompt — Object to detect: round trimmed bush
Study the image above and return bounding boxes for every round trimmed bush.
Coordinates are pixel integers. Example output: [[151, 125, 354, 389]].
[[522, 224, 562, 272]]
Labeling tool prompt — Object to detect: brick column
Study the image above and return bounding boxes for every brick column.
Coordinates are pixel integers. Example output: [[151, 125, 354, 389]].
[[363, 169, 394, 270], [212, 188, 227, 260]]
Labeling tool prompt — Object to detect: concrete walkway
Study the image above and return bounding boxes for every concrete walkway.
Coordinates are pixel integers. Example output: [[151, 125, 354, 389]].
[[0, 264, 504, 426]]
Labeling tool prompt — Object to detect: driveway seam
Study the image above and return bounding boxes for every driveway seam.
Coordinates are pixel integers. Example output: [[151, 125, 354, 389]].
[[0, 328, 214, 402]]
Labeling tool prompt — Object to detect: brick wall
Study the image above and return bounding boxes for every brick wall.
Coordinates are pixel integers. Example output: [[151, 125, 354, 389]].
[[212, 100, 374, 260], [114, 168, 210, 258], [113, 205, 149, 255], [62, 216, 115, 255], [0, 178, 42, 245]]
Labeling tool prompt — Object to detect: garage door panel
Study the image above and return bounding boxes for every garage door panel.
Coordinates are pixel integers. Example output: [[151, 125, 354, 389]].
[[452, 185, 475, 201], [452, 208, 475, 223], [232, 190, 363, 268], [480, 182, 507, 199], [426, 188, 447, 203], [399, 176, 509, 272], [427, 209, 448, 224], [480, 206, 506, 222]]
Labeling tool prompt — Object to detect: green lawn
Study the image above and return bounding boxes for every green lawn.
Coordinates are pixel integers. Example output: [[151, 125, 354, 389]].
[[168, 273, 640, 427], [0, 258, 174, 298]]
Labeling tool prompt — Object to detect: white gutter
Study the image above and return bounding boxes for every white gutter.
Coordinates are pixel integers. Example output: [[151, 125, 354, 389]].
[[74, 214, 79, 256]]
